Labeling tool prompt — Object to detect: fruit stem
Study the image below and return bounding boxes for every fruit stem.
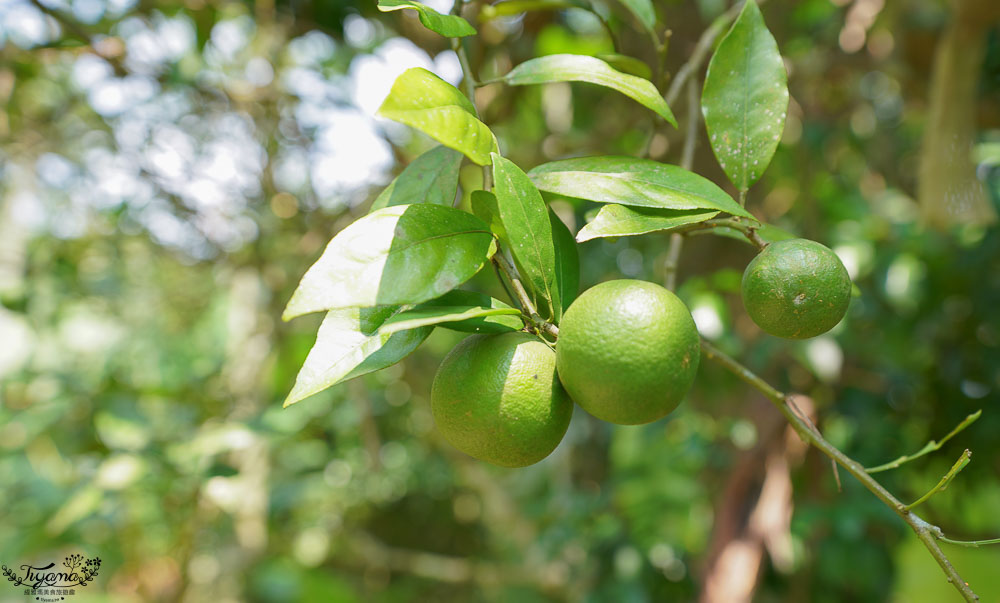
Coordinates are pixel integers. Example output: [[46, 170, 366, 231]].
[[700, 338, 981, 603], [492, 253, 559, 339], [675, 217, 768, 250]]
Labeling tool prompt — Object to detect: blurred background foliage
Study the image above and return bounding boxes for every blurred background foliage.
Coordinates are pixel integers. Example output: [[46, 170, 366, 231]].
[[1, 0, 999, 600]]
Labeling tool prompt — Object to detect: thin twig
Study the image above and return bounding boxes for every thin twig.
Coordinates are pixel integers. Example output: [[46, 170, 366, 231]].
[[664, 1, 745, 106], [866, 410, 982, 473], [663, 78, 700, 289], [492, 254, 559, 338], [905, 450, 972, 511], [700, 338, 980, 602]]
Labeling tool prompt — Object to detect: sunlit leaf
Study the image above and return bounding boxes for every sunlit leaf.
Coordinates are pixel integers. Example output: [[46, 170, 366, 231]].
[[492, 153, 560, 320], [380, 305, 522, 335], [528, 156, 754, 218], [378, 68, 499, 166], [702, 0, 788, 191], [550, 210, 579, 317], [370, 145, 464, 212], [283, 204, 495, 320], [499, 54, 677, 127], [416, 290, 525, 333], [377, 0, 476, 37], [576, 205, 719, 242], [480, 0, 581, 19], [284, 306, 432, 407]]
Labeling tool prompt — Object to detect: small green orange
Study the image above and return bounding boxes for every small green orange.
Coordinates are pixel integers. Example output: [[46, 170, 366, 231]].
[[741, 238, 851, 339], [555, 279, 700, 425], [431, 332, 573, 467]]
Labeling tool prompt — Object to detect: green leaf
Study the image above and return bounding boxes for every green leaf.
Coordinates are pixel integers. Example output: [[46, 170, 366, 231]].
[[528, 156, 754, 219], [480, 0, 582, 19], [595, 53, 652, 79], [416, 290, 525, 333], [499, 54, 677, 127], [285, 306, 432, 407], [470, 189, 507, 240], [283, 204, 496, 320], [378, 68, 499, 166], [370, 145, 464, 212], [549, 210, 579, 316], [380, 305, 522, 335], [615, 0, 656, 32], [377, 0, 476, 37], [492, 153, 560, 320], [702, 0, 788, 191], [576, 205, 719, 242]]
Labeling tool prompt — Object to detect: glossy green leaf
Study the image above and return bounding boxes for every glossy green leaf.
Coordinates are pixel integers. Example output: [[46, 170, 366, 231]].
[[550, 210, 579, 316], [616, 0, 655, 32], [492, 153, 560, 320], [528, 156, 755, 219], [499, 54, 677, 127], [702, 0, 788, 191], [595, 53, 652, 79], [470, 190, 507, 240], [285, 306, 432, 407], [380, 305, 522, 335], [283, 204, 495, 320], [370, 145, 463, 212], [416, 290, 525, 333], [480, 0, 581, 19], [377, 0, 476, 36], [576, 205, 719, 242], [378, 68, 499, 166]]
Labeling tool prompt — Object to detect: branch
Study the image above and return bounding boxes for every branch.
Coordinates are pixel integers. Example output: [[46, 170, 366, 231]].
[[674, 216, 768, 250], [492, 253, 559, 338], [700, 339, 981, 602], [906, 450, 971, 511], [664, 77, 700, 289], [664, 1, 745, 106], [866, 410, 981, 473]]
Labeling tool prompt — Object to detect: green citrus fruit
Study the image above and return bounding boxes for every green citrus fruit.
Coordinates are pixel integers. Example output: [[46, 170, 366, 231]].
[[431, 332, 573, 467], [741, 238, 851, 339], [555, 279, 700, 425]]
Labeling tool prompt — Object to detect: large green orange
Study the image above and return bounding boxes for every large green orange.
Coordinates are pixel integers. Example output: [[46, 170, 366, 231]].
[[555, 279, 700, 425], [431, 332, 573, 467], [741, 238, 851, 339]]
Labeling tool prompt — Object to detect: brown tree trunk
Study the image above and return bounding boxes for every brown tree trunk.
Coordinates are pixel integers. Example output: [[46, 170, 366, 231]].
[[918, 0, 1000, 227]]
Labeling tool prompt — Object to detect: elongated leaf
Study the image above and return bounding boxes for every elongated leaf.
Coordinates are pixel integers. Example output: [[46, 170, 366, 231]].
[[480, 0, 581, 19], [380, 305, 522, 335], [549, 210, 579, 316], [471, 190, 507, 240], [283, 204, 495, 320], [595, 53, 652, 79], [702, 0, 788, 191], [417, 290, 524, 333], [378, 68, 499, 166], [529, 156, 754, 219], [492, 153, 560, 320], [371, 146, 463, 212], [577, 205, 719, 242], [616, 0, 655, 32], [500, 55, 676, 127], [377, 0, 476, 37], [285, 306, 432, 407]]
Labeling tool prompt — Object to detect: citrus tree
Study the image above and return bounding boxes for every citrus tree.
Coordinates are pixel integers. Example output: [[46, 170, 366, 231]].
[[281, 0, 995, 599]]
